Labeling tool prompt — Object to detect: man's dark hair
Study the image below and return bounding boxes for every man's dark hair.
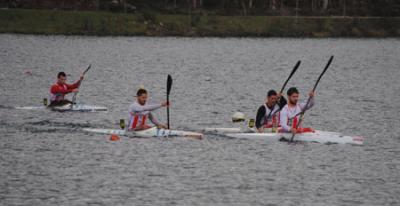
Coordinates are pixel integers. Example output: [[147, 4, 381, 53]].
[[267, 90, 277, 97], [137, 88, 148, 97], [287, 87, 299, 96], [57, 72, 66, 78]]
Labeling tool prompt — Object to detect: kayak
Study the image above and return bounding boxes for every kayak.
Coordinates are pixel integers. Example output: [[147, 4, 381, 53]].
[[204, 127, 242, 133], [83, 127, 203, 139], [15, 103, 107, 112], [225, 130, 364, 145]]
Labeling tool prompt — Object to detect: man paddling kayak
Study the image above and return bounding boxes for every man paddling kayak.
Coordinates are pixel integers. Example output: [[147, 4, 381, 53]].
[[279, 87, 315, 134], [49, 72, 83, 107], [128, 88, 169, 131], [255, 90, 287, 133]]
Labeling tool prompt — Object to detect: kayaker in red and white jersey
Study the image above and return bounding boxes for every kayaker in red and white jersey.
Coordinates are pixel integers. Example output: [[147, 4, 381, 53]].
[[128, 88, 169, 131], [49, 72, 83, 106], [279, 87, 315, 134], [255, 90, 287, 133]]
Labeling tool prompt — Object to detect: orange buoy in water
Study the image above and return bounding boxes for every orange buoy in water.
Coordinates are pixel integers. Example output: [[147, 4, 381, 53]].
[[110, 134, 120, 141]]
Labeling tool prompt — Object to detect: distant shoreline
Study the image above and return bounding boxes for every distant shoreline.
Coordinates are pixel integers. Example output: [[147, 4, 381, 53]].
[[1, 9, 399, 37]]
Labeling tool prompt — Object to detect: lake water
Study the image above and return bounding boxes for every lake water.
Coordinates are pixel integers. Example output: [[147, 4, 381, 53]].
[[0, 34, 399, 206]]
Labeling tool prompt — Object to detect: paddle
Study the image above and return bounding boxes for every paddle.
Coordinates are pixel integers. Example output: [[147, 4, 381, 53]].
[[71, 64, 91, 107], [166, 74, 173, 129], [262, 60, 301, 131], [289, 56, 334, 142]]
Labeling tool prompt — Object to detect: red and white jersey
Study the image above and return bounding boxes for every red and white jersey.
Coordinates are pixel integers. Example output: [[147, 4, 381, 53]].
[[279, 98, 315, 132], [255, 97, 287, 129], [49, 81, 80, 102], [128, 101, 162, 130], [261, 104, 281, 128]]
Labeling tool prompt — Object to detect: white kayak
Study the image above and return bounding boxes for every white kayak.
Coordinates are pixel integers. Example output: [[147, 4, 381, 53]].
[[83, 127, 203, 139], [225, 130, 364, 145], [204, 127, 242, 133], [15, 103, 107, 112]]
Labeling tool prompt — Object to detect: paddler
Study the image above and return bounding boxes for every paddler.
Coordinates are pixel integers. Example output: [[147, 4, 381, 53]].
[[279, 87, 315, 134], [255, 90, 287, 133], [49, 72, 83, 107], [128, 88, 169, 131]]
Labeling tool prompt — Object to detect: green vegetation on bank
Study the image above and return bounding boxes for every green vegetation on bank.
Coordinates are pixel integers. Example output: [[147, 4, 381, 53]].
[[1, 9, 399, 37]]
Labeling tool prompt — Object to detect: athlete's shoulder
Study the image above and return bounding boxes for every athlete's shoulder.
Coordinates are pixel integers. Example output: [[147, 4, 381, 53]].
[[129, 101, 139, 107], [50, 83, 59, 88], [128, 102, 138, 112], [297, 103, 304, 109], [280, 104, 289, 111], [256, 105, 266, 114], [50, 83, 62, 92]]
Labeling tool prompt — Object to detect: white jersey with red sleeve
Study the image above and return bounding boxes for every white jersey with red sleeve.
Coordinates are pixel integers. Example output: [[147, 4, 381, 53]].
[[128, 101, 162, 130], [279, 97, 315, 132]]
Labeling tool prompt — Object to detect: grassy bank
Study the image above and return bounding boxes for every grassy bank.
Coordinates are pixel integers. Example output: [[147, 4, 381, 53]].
[[1, 9, 399, 37]]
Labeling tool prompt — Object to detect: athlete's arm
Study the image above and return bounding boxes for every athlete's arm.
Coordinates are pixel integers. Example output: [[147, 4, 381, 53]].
[[255, 105, 266, 130], [300, 96, 315, 111], [278, 96, 287, 109], [279, 107, 291, 132], [130, 103, 162, 113], [148, 113, 160, 125], [66, 80, 81, 90], [51, 84, 74, 94], [149, 113, 166, 129]]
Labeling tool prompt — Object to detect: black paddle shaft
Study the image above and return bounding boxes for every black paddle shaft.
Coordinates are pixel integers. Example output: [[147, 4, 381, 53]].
[[290, 56, 334, 142], [72, 64, 91, 105], [166, 75, 173, 129]]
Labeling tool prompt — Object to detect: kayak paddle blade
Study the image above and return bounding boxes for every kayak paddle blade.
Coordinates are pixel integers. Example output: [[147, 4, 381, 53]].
[[167, 75, 173, 96], [166, 74, 172, 129], [312, 55, 334, 92], [280, 60, 301, 93], [83, 64, 91, 75]]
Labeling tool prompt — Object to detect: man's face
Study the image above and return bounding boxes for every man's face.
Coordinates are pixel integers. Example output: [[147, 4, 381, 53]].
[[137, 93, 148, 105], [288, 93, 299, 105], [267, 95, 278, 106], [58, 75, 67, 84]]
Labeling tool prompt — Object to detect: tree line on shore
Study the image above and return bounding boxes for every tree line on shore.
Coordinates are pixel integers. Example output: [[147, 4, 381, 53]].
[[2, 0, 399, 17]]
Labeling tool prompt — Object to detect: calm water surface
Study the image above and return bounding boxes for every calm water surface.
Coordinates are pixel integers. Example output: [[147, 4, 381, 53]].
[[0, 34, 399, 206]]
